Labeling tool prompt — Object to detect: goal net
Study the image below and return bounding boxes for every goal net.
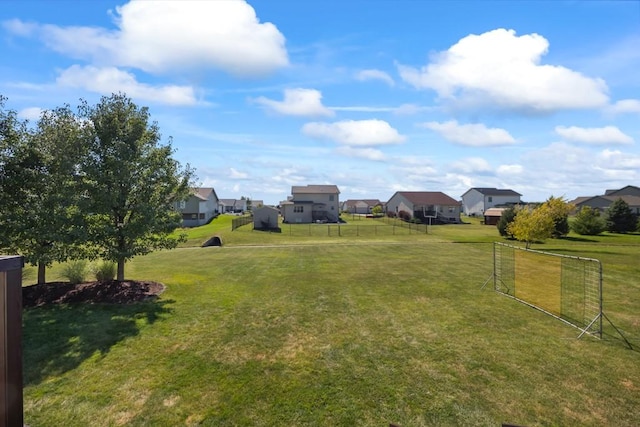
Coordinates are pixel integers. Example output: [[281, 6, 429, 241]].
[[492, 242, 603, 338]]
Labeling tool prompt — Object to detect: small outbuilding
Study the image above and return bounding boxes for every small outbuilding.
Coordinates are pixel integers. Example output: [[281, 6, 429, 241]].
[[483, 207, 505, 225], [253, 206, 279, 230]]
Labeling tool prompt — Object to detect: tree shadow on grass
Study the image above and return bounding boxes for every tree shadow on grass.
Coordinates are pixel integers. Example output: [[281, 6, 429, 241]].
[[22, 298, 174, 386]]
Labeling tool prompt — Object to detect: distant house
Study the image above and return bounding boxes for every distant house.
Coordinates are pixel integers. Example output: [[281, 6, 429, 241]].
[[280, 185, 340, 223], [342, 199, 382, 214], [570, 185, 640, 215], [253, 205, 279, 230], [461, 188, 522, 216], [386, 191, 461, 224], [177, 187, 219, 227], [219, 198, 247, 214]]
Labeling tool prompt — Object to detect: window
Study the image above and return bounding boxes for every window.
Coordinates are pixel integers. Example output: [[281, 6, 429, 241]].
[[329, 195, 334, 201], [488, 196, 493, 203], [199, 213, 205, 219], [294, 205, 304, 213], [179, 200, 186, 209]]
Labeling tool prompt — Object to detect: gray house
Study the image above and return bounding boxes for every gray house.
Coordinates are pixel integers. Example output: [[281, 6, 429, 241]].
[[253, 206, 279, 230], [461, 188, 522, 216], [281, 185, 341, 223], [571, 185, 640, 215], [178, 187, 219, 227], [386, 191, 461, 224]]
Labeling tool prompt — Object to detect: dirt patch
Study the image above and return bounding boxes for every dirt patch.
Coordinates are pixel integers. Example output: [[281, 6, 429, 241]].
[[22, 280, 165, 308]]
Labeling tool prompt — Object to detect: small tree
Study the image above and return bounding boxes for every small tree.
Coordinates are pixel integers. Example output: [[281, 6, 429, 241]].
[[371, 205, 383, 216], [507, 205, 554, 249], [79, 93, 196, 281], [606, 198, 637, 233], [497, 206, 517, 238], [571, 206, 606, 235], [544, 196, 573, 238]]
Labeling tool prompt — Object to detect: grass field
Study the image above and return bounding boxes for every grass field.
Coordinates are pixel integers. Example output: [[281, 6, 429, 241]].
[[22, 215, 640, 426]]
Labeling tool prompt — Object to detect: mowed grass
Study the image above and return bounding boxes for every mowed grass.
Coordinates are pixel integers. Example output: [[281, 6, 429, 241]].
[[22, 217, 640, 426]]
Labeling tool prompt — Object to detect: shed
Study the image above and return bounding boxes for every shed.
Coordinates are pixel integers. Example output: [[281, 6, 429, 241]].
[[483, 208, 505, 225], [253, 206, 279, 230]]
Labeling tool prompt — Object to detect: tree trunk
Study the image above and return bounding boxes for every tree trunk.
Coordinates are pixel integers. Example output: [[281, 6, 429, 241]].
[[37, 262, 46, 285], [117, 259, 125, 281]]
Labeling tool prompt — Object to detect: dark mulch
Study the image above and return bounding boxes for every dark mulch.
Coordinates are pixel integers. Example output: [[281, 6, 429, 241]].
[[22, 280, 165, 308]]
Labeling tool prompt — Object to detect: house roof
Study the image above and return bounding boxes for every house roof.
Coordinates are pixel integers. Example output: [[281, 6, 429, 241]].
[[573, 195, 640, 207], [191, 187, 217, 201], [393, 191, 460, 206], [484, 207, 506, 216], [604, 185, 640, 196], [462, 187, 522, 197], [292, 184, 340, 194]]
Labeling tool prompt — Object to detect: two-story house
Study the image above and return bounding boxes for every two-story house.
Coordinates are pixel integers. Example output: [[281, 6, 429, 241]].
[[178, 187, 219, 227], [461, 188, 522, 216], [280, 185, 341, 223]]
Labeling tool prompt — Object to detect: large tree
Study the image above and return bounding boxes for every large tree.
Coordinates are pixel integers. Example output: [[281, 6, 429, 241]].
[[606, 198, 637, 234], [79, 93, 195, 281], [1, 103, 88, 283]]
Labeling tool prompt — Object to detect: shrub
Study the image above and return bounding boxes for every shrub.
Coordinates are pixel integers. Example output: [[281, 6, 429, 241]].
[[93, 260, 116, 282], [571, 206, 606, 235], [386, 211, 397, 218], [62, 260, 88, 284], [497, 206, 517, 238], [398, 210, 411, 222]]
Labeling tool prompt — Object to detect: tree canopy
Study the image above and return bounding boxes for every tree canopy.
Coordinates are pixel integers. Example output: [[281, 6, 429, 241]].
[[79, 93, 195, 280], [571, 206, 606, 236], [1, 93, 196, 282], [606, 198, 637, 234], [507, 204, 555, 249]]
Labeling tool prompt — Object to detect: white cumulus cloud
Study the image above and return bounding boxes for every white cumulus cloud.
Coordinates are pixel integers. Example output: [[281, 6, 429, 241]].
[[18, 107, 43, 121], [607, 99, 640, 115], [555, 125, 633, 145], [56, 65, 198, 106], [421, 120, 516, 146], [397, 28, 608, 113], [9, 0, 288, 77], [355, 69, 395, 86], [497, 164, 524, 175], [253, 88, 334, 117], [302, 119, 406, 146]]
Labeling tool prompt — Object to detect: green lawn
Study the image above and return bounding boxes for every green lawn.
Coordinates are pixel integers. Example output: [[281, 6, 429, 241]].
[[22, 217, 640, 426]]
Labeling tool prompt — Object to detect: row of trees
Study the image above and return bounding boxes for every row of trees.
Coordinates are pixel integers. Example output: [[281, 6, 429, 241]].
[[497, 196, 639, 248], [0, 93, 195, 283]]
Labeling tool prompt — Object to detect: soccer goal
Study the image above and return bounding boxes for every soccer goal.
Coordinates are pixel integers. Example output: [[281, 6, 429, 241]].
[[489, 242, 603, 338]]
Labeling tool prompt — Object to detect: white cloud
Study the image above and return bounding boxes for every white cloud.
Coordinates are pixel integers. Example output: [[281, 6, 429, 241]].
[[229, 168, 249, 179], [397, 28, 608, 113], [253, 88, 334, 117], [302, 119, 406, 146], [18, 107, 42, 121], [355, 69, 394, 86], [10, 0, 288, 77], [497, 164, 524, 175], [335, 146, 386, 161], [607, 99, 640, 115], [421, 120, 516, 146], [555, 125, 633, 145], [56, 65, 198, 106], [599, 149, 640, 169], [450, 157, 492, 174]]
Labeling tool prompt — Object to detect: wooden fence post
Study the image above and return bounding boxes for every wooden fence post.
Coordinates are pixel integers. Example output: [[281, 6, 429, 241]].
[[1, 255, 24, 427]]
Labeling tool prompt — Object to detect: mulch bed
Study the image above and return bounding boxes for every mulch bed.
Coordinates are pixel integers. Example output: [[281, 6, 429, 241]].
[[22, 280, 165, 308]]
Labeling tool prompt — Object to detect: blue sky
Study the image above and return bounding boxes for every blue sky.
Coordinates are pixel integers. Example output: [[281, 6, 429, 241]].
[[1, 0, 639, 205]]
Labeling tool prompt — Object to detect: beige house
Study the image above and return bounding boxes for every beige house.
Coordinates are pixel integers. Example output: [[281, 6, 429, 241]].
[[281, 185, 340, 223], [386, 191, 461, 224], [253, 206, 279, 230], [178, 187, 219, 227]]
